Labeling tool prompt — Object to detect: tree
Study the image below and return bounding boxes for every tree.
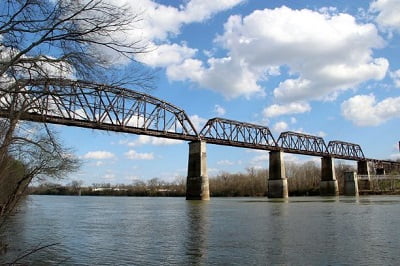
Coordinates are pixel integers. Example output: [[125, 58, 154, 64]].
[[0, 0, 152, 226]]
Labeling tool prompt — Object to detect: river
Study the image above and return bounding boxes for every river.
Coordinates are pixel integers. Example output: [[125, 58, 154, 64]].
[[1, 195, 400, 265]]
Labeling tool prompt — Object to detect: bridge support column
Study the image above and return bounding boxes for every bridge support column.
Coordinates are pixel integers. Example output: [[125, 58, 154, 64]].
[[357, 161, 371, 190], [186, 141, 210, 200], [320, 157, 339, 196], [268, 151, 288, 198], [343, 172, 359, 196]]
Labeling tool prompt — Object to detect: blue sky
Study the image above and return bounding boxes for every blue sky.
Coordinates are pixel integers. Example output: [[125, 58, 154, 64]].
[[55, 0, 400, 185]]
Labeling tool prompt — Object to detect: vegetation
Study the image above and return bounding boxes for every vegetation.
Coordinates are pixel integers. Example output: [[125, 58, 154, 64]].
[[30, 178, 187, 197], [27, 161, 365, 197], [0, 0, 152, 256], [29, 160, 400, 198]]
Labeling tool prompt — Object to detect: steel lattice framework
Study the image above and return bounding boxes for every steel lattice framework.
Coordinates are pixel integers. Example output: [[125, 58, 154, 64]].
[[276, 131, 329, 156], [199, 117, 277, 150], [1, 78, 399, 165], [327, 141, 365, 160], [0, 79, 199, 141]]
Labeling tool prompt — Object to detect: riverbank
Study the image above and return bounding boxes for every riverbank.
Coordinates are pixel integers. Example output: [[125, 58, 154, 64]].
[[29, 187, 400, 197], [29, 164, 400, 197]]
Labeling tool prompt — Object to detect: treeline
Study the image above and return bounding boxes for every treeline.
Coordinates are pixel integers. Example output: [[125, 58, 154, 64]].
[[29, 178, 187, 197], [210, 161, 355, 196], [30, 160, 385, 197]]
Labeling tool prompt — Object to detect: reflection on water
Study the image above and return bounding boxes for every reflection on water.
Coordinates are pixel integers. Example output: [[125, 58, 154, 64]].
[[185, 201, 209, 264], [1, 195, 400, 265]]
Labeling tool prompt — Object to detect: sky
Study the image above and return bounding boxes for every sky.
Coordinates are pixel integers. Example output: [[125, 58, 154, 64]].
[[53, 0, 400, 185]]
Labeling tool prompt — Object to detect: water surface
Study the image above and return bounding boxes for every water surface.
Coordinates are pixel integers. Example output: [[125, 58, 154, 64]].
[[1, 195, 400, 265]]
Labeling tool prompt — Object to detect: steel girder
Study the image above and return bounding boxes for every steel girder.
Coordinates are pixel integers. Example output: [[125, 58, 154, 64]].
[[2, 79, 399, 165], [327, 141, 365, 160], [199, 117, 277, 150], [0, 79, 199, 141], [276, 131, 329, 156]]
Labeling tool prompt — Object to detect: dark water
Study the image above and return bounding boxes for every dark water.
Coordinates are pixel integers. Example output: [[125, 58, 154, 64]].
[[1, 195, 400, 265]]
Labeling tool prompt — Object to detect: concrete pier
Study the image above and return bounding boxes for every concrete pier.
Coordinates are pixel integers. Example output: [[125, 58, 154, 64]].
[[268, 151, 288, 198], [186, 141, 210, 200], [320, 157, 339, 196], [343, 172, 359, 196], [357, 161, 371, 190]]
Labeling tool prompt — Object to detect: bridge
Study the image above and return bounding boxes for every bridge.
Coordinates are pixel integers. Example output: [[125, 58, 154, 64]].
[[1, 79, 399, 199]]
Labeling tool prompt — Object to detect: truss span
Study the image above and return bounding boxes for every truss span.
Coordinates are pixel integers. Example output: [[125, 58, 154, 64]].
[[199, 117, 277, 150], [327, 141, 365, 160], [1, 79, 398, 164], [0, 79, 199, 141], [277, 131, 328, 156]]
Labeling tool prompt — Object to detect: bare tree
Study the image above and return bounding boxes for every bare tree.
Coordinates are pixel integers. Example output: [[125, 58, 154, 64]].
[[0, 0, 153, 226], [0, 0, 153, 85]]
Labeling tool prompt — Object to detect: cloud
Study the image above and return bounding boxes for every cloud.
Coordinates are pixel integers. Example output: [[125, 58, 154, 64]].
[[341, 94, 400, 126], [272, 121, 288, 133], [249, 152, 269, 169], [84, 0, 243, 66], [83, 151, 116, 160], [136, 43, 197, 67], [125, 149, 154, 160], [103, 173, 116, 180], [170, 6, 387, 100], [189, 114, 207, 131], [167, 56, 264, 99], [121, 135, 183, 146], [263, 102, 311, 118], [370, 0, 400, 31], [390, 69, 400, 88], [217, 160, 234, 166], [214, 104, 226, 116], [122, 0, 244, 41]]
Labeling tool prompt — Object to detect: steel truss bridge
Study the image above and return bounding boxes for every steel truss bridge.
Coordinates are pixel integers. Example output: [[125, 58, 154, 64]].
[[0, 79, 398, 166]]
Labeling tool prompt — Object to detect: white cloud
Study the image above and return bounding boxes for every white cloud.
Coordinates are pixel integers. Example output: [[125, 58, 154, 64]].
[[390, 153, 400, 160], [263, 102, 311, 118], [370, 0, 400, 31], [167, 57, 264, 99], [273, 121, 288, 133], [214, 104, 226, 116], [249, 152, 269, 169], [103, 173, 116, 180], [174, 6, 387, 101], [84, 0, 243, 66], [189, 114, 207, 131], [120, 0, 244, 41], [125, 149, 154, 160], [217, 160, 234, 166], [390, 69, 400, 88], [341, 94, 400, 126], [83, 151, 116, 160], [283, 153, 302, 163], [121, 135, 183, 146], [136, 43, 197, 67]]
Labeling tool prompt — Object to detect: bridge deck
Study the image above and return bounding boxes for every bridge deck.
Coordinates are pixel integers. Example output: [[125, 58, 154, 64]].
[[1, 78, 399, 165]]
